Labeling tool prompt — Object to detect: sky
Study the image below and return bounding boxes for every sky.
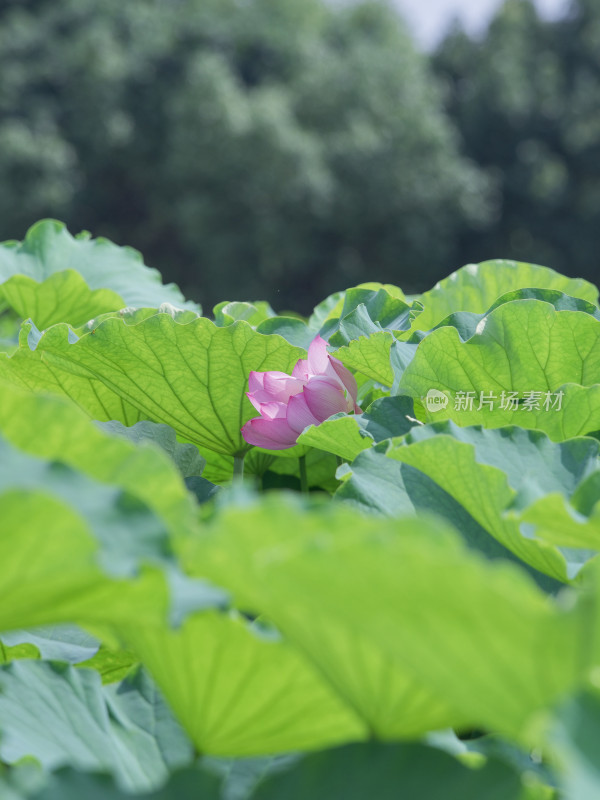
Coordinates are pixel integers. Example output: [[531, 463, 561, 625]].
[[392, 0, 570, 49]]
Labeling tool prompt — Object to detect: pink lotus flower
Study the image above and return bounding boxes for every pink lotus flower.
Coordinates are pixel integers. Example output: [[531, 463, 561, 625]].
[[241, 335, 361, 450]]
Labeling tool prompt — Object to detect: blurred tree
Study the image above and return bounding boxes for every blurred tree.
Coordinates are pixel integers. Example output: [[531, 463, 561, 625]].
[[0, 0, 490, 311], [433, 0, 600, 287]]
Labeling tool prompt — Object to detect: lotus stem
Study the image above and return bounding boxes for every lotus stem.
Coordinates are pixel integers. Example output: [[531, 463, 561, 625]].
[[233, 454, 245, 480], [299, 454, 308, 494]]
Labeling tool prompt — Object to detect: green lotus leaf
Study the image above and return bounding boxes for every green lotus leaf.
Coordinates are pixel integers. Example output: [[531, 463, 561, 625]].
[[213, 300, 275, 327], [0, 482, 169, 633], [484, 287, 600, 321], [181, 495, 596, 739], [413, 260, 599, 333], [398, 299, 600, 440], [0, 437, 172, 577], [0, 309, 20, 354], [0, 220, 198, 327], [508, 490, 600, 551], [342, 423, 600, 582], [0, 662, 193, 792], [333, 441, 562, 594], [406, 287, 600, 353], [0, 626, 99, 665], [119, 610, 366, 757], [74, 304, 202, 338], [0, 316, 304, 458], [322, 287, 416, 346], [76, 644, 139, 685], [193, 446, 276, 486], [345, 288, 600, 385], [0, 383, 196, 541], [315, 283, 407, 331], [181, 499, 467, 739], [297, 396, 419, 462], [252, 741, 524, 800], [96, 420, 207, 480], [256, 284, 409, 350], [264, 448, 339, 493], [333, 331, 396, 386], [549, 685, 600, 800], [297, 415, 372, 462], [0, 640, 40, 664], [256, 316, 318, 350], [15, 765, 222, 800], [1, 271, 125, 330], [0, 328, 146, 425], [0, 390, 207, 631]]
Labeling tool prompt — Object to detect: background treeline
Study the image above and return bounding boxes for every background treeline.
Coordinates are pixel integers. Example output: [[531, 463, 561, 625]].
[[1, 0, 598, 312]]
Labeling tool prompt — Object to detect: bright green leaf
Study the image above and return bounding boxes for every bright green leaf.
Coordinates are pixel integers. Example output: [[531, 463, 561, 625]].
[[298, 396, 419, 462], [0, 330, 146, 426], [297, 415, 372, 462], [398, 300, 600, 440], [379, 423, 600, 582], [413, 260, 599, 333], [76, 645, 139, 685], [120, 611, 366, 756], [0, 487, 168, 633], [0, 640, 40, 664], [0, 383, 197, 543], [1, 271, 124, 330], [333, 332, 395, 385], [510, 492, 600, 552], [182, 496, 589, 740], [182, 500, 480, 738], [4, 316, 304, 457], [0, 220, 198, 324], [213, 301, 275, 328]]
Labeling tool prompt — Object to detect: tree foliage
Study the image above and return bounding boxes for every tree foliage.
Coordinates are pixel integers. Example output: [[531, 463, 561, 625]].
[[0, 0, 489, 312], [433, 0, 600, 288]]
